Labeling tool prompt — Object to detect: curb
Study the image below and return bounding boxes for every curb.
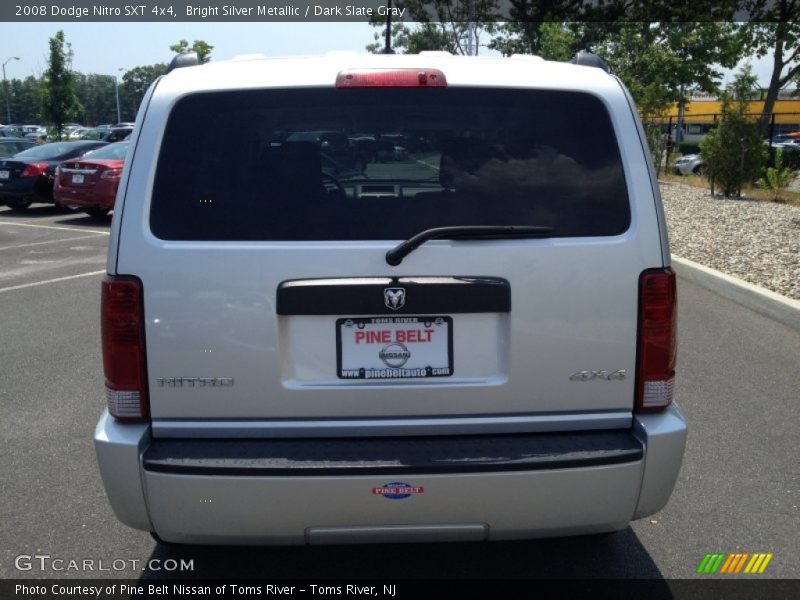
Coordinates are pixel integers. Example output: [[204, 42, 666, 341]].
[[672, 255, 800, 332]]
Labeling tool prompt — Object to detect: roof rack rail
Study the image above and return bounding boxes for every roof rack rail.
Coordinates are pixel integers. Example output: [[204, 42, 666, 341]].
[[569, 51, 609, 73], [167, 52, 199, 73]]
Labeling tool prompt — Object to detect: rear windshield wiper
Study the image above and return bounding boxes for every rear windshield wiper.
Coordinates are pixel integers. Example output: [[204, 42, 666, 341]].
[[386, 225, 554, 266]]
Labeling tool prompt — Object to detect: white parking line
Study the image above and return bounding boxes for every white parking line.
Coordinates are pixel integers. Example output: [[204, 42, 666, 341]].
[[0, 270, 106, 294], [415, 159, 440, 171], [0, 234, 108, 252], [0, 220, 110, 235]]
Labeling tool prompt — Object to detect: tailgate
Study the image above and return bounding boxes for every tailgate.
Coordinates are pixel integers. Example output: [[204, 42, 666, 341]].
[[116, 83, 664, 428]]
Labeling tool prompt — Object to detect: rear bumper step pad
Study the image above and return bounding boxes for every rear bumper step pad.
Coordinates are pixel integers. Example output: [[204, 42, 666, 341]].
[[143, 430, 643, 476]]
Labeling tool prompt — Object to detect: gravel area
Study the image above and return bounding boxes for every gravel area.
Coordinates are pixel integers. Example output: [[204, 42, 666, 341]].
[[660, 181, 800, 300]]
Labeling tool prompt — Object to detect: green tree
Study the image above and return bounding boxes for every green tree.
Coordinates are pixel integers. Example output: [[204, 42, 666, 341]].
[[3, 76, 43, 123], [74, 73, 118, 125], [119, 64, 168, 121], [367, 1, 497, 55], [700, 66, 767, 197], [593, 22, 742, 111], [741, 3, 800, 135], [39, 30, 81, 139], [169, 39, 214, 63]]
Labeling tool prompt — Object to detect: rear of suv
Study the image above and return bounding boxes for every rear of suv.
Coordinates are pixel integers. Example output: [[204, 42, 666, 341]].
[[95, 51, 686, 545]]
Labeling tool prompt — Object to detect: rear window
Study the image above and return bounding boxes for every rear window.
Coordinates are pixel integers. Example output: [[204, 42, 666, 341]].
[[83, 142, 129, 160], [151, 88, 630, 241]]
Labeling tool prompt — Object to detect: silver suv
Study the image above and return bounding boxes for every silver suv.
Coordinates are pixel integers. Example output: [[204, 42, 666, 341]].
[[95, 51, 686, 545]]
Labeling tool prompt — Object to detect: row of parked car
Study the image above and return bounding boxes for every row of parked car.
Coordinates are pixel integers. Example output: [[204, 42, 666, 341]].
[[0, 122, 134, 144], [672, 130, 800, 175], [0, 139, 128, 216]]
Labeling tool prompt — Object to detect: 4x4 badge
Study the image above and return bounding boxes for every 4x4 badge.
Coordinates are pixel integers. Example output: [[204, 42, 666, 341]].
[[384, 287, 406, 310]]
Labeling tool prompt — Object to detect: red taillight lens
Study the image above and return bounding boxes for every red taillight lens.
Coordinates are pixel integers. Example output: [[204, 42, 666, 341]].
[[101, 276, 148, 421], [336, 69, 447, 88], [636, 268, 677, 412], [100, 168, 122, 180], [20, 162, 49, 177]]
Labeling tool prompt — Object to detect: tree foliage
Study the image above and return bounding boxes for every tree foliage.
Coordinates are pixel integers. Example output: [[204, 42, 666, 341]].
[[74, 73, 117, 125], [39, 30, 81, 139], [367, 0, 497, 55], [119, 64, 168, 121], [169, 39, 214, 63], [741, 1, 800, 134], [700, 66, 767, 197], [0, 76, 42, 123]]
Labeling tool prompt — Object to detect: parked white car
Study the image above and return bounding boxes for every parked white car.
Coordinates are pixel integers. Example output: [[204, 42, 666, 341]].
[[95, 50, 686, 545], [673, 153, 705, 175]]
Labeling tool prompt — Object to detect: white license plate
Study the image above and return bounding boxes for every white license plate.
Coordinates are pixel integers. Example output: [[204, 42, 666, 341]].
[[72, 174, 84, 184], [337, 316, 453, 379], [0, 170, 9, 180]]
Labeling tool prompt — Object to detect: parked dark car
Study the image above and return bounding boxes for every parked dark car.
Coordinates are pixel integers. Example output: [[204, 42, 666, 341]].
[[103, 127, 133, 142], [54, 141, 129, 217], [80, 127, 109, 140], [0, 140, 107, 210], [0, 124, 25, 138], [0, 137, 35, 158]]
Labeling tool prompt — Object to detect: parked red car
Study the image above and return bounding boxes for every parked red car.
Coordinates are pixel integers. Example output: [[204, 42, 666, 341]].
[[54, 141, 129, 217]]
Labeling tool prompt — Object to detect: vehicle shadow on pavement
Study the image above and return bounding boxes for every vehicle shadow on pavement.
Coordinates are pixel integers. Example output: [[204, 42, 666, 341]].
[[138, 528, 666, 580], [0, 205, 112, 226], [56, 214, 112, 227], [0, 205, 66, 219]]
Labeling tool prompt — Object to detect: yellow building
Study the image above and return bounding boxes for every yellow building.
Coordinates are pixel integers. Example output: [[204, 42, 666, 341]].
[[662, 90, 800, 141]]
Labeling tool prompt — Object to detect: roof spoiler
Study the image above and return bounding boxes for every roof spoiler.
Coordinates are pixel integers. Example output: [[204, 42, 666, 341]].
[[569, 51, 610, 73], [167, 52, 199, 73]]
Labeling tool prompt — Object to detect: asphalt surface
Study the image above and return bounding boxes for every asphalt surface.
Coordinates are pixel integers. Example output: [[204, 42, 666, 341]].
[[0, 204, 798, 582]]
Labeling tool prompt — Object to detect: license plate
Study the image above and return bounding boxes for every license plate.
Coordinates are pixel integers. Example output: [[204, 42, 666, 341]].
[[0, 170, 9, 180], [337, 316, 453, 380], [72, 174, 84, 184]]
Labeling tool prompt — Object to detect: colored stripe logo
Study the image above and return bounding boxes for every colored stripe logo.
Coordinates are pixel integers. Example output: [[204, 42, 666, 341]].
[[696, 553, 773, 574]]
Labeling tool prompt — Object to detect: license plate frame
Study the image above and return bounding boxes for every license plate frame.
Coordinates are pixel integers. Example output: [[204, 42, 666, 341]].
[[336, 315, 453, 380], [72, 173, 84, 184]]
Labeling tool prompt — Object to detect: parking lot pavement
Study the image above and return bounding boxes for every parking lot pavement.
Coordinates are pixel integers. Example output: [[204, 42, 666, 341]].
[[1, 204, 798, 581], [0, 205, 109, 292]]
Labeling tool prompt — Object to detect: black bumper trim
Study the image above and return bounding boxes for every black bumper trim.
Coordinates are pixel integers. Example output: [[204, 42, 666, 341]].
[[142, 430, 643, 476]]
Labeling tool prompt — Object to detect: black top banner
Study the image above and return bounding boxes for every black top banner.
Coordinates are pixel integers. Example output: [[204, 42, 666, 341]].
[[1, 1, 796, 22]]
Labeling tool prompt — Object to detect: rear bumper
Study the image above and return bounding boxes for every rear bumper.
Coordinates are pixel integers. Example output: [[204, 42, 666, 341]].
[[94, 404, 686, 544], [54, 181, 116, 208]]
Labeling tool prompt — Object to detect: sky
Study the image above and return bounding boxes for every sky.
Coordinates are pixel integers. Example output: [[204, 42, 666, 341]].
[[0, 21, 781, 87]]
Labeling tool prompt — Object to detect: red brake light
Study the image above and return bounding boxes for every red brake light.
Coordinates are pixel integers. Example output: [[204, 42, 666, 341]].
[[100, 168, 122, 180], [101, 276, 149, 422], [636, 268, 677, 412], [336, 69, 447, 88], [20, 162, 49, 177]]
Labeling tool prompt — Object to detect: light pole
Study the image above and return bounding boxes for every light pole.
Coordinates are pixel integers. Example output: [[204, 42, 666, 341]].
[[114, 68, 125, 124], [3, 56, 20, 124]]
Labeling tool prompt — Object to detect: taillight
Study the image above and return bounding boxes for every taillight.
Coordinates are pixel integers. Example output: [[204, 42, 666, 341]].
[[336, 69, 447, 88], [636, 268, 677, 412], [100, 168, 122, 180], [20, 162, 49, 177], [101, 276, 149, 421]]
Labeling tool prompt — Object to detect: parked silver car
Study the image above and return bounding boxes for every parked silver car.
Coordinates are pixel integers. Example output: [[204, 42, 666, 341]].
[[673, 153, 704, 175]]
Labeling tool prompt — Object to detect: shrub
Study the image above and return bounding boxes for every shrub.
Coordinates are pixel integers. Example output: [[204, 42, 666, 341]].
[[700, 65, 768, 197], [759, 149, 795, 202]]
